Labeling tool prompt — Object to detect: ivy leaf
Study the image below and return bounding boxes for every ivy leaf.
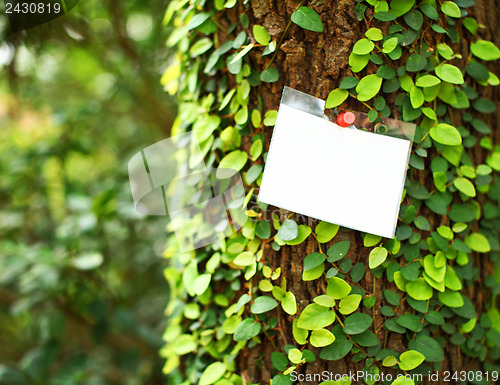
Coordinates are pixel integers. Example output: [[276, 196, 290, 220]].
[[390, 0, 415, 17], [218, 150, 248, 177], [326, 277, 351, 299], [408, 335, 444, 362], [429, 123, 462, 146], [438, 290, 464, 308], [310, 329, 336, 347], [470, 40, 500, 61], [404, 10, 423, 30], [315, 221, 339, 243], [363, 233, 382, 247], [410, 86, 424, 108], [291, 6, 323, 32], [435, 64, 464, 84], [297, 303, 336, 330], [282, 291, 297, 315], [339, 294, 362, 315], [253, 25, 271, 45], [353, 38, 375, 55], [382, 37, 398, 53], [277, 219, 298, 241], [286, 225, 312, 245], [368, 246, 388, 269], [406, 278, 433, 300], [304, 252, 326, 271], [229, 44, 253, 64], [260, 68, 279, 83], [349, 52, 370, 72], [320, 334, 353, 360], [288, 348, 303, 364], [416, 75, 441, 87], [365, 27, 383, 41], [327, 241, 350, 262], [343, 313, 373, 335], [326, 88, 349, 108], [233, 318, 261, 341], [465, 232, 491, 253], [356, 74, 383, 101], [441, 1, 461, 18], [453, 177, 476, 197], [251, 296, 278, 314], [420, 3, 438, 20], [399, 350, 425, 371], [339, 76, 359, 89], [199, 362, 226, 385]]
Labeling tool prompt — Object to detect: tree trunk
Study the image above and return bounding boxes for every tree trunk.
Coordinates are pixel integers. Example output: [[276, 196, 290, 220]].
[[212, 0, 500, 383]]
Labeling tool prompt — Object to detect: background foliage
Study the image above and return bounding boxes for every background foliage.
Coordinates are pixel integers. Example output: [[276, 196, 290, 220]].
[[0, 1, 173, 384]]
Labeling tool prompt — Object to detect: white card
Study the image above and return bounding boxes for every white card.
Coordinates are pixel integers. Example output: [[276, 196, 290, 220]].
[[258, 101, 411, 238]]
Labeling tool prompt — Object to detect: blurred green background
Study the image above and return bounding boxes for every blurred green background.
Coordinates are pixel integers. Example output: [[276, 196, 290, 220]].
[[0, 1, 175, 384]]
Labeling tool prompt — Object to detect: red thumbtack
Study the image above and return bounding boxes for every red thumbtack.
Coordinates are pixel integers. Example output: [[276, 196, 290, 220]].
[[336, 111, 355, 127]]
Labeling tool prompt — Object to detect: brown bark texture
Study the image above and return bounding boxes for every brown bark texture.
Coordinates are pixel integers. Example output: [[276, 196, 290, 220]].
[[214, 0, 500, 383]]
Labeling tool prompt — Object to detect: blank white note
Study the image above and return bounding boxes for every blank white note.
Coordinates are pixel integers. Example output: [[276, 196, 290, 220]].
[[258, 104, 411, 238]]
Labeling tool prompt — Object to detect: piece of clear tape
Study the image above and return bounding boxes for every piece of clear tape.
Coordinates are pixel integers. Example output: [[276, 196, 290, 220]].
[[280, 86, 416, 143], [128, 132, 248, 254]]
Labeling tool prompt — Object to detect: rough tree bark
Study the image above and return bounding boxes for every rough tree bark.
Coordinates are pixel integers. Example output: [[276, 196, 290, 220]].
[[215, 0, 499, 383]]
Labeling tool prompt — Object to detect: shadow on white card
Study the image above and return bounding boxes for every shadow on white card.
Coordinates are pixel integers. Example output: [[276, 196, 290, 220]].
[[257, 87, 415, 239]]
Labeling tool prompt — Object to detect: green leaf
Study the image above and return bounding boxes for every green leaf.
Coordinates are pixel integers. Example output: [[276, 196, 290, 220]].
[[383, 355, 399, 367], [326, 89, 349, 108], [364, 233, 382, 247], [327, 241, 350, 262], [271, 352, 288, 371], [218, 150, 247, 177], [251, 296, 278, 314], [339, 76, 360, 89], [193, 273, 212, 295], [310, 329, 336, 347], [404, 10, 423, 30], [438, 290, 464, 308], [303, 263, 325, 281], [250, 140, 263, 161], [343, 313, 373, 335], [199, 362, 226, 385], [233, 251, 255, 266], [465, 232, 491, 253], [349, 52, 370, 72], [339, 294, 362, 315], [470, 39, 500, 61], [233, 318, 261, 341], [282, 291, 297, 315], [463, 17, 478, 34], [416, 75, 441, 88], [320, 334, 353, 360], [190, 38, 213, 57], [382, 37, 398, 53], [304, 252, 326, 271], [356, 74, 383, 101], [326, 277, 351, 299], [260, 68, 279, 82], [286, 225, 312, 245], [408, 335, 444, 362], [291, 6, 323, 32], [253, 25, 271, 45], [410, 86, 424, 108], [229, 44, 253, 64], [313, 294, 335, 307], [292, 319, 308, 345], [353, 38, 375, 55], [429, 123, 462, 146], [436, 43, 454, 60], [441, 1, 461, 18], [454, 177, 476, 197], [435, 64, 464, 85], [277, 219, 298, 241], [365, 27, 383, 41], [297, 303, 336, 330], [315, 222, 339, 243], [406, 278, 433, 300], [399, 350, 425, 371], [288, 348, 303, 364], [369, 246, 388, 269], [390, 0, 415, 17], [420, 4, 438, 20]]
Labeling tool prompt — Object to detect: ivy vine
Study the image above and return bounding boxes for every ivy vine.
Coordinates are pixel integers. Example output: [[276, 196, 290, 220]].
[[161, 0, 500, 384]]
